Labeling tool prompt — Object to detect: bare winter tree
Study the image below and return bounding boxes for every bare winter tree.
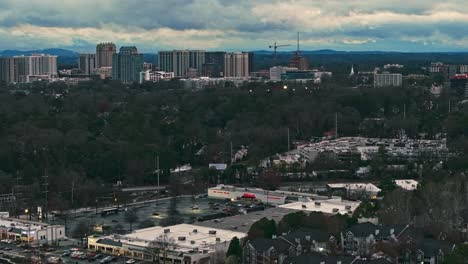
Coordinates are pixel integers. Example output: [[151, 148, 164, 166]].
[[147, 234, 177, 263], [378, 188, 413, 225]]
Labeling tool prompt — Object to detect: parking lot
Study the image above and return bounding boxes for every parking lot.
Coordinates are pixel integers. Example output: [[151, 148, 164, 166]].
[[0, 241, 145, 264], [46, 248, 143, 263], [0, 196, 268, 263]]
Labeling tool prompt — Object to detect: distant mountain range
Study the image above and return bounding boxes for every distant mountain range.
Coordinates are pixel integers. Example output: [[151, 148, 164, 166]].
[[4, 48, 468, 58], [0, 48, 158, 66], [2, 48, 468, 68], [0, 48, 79, 57]]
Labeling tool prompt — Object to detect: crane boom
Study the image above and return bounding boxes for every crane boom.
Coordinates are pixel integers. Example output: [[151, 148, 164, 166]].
[[269, 42, 291, 66]]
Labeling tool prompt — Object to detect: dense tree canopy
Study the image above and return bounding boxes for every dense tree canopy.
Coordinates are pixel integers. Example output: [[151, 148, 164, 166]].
[[0, 73, 467, 211]]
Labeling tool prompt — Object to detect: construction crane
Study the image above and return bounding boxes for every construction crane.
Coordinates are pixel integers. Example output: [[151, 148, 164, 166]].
[[269, 42, 291, 66]]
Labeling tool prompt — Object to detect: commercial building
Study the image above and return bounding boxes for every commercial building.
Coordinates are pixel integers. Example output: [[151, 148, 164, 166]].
[[143, 62, 153, 71], [394, 179, 418, 191], [112, 46, 144, 83], [13, 54, 58, 83], [180, 77, 249, 90], [279, 198, 361, 215], [95, 67, 113, 80], [88, 224, 246, 263], [298, 137, 449, 163], [0, 57, 17, 83], [0, 217, 65, 245], [282, 70, 315, 81], [444, 64, 459, 80], [78, 53, 96, 75], [430, 62, 445, 74], [224, 52, 249, 78], [269, 66, 298, 81], [450, 74, 468, 97], [208, 185, 330, 205], [373, 73, 402, 88], [203, 52, 225, 77], [383, 64, 404, 69], [139, 70, 174, 83], [460, 65, 468, 74], [159, 50, 205, 78], [248, 52, 255, 74], [96, 43, 116, 68], [327, 183, 381, 198]]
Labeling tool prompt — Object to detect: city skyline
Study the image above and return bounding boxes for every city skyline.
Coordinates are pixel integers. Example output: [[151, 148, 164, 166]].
[[2, 0, 468, 53]]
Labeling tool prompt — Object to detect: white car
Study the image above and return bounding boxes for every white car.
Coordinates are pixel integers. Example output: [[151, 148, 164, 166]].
[[126, 259, 136, 264]]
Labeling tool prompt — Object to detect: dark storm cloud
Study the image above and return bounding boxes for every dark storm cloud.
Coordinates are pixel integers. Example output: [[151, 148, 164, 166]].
[[0, 0, 468, 51]]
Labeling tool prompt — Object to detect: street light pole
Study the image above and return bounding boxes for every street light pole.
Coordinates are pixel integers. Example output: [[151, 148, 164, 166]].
[[157, 155, 160, 188], [24, 209, 30, 245]]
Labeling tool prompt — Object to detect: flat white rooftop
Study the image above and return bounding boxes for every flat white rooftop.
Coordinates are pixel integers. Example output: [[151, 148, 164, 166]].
[[209, 185, 327, 199], [394, 179, 418, 191], [0, 218, 61, 234], [279, 198, 361, 215], [327, 183, 381, 193], [115, 224, 246, 251]]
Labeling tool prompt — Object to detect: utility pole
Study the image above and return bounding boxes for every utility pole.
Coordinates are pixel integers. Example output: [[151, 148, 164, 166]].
[[335, 112, 338, 138], [403, 104, 406, 120], [43, 148, 49, 220], [156, 155, 160, 188], [230, 141, 233, 164], [14, 171, 23, 217], [448, 99, 451, 113], [71, 181, 74, 206], [287, 127, 290, 151]]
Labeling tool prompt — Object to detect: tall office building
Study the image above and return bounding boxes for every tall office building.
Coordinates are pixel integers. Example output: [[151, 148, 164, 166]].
[[224, 52, 249, 78], [112, 46, 144, 83], [248, 52, 255, 73], [189, 50, 205, 76], [158, 50, 205, 78], [203, 52, 225, 77], [0, 57, 17, 83], [15, 54, 57, 83], [96, 43, 116, 68], [1, 54, 57, 83], [78, 54, 96, 75]]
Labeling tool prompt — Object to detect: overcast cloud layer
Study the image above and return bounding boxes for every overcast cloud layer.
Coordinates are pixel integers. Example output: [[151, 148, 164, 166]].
[[1, 0, 468, 52]]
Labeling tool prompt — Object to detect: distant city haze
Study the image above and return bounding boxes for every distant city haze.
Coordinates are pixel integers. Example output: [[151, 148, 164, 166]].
[[1, 0, 468, 52]]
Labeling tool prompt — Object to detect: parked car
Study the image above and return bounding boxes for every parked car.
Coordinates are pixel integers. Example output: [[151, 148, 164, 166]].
[[126, 259, 135, 264], [89, 254, 103, 262], [100, 256, 112, 263]]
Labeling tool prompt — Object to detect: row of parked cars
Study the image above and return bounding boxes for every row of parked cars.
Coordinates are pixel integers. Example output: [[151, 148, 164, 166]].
[[62, 248, 135, 263]]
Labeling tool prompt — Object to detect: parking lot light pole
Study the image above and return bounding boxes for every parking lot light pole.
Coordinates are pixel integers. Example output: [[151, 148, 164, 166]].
[[24, 209, 31, 245]]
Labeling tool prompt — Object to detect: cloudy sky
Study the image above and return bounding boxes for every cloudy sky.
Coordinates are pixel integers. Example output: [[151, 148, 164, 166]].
[[2, 0, 468, 52]]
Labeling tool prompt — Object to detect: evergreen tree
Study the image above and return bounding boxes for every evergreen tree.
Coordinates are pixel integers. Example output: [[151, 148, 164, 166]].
[[226, 237, 242, 258]]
